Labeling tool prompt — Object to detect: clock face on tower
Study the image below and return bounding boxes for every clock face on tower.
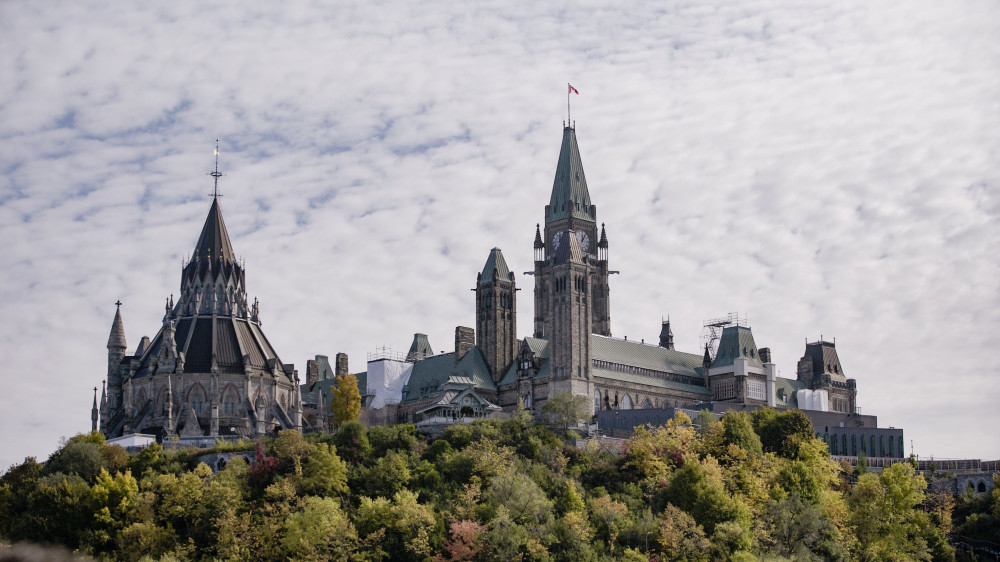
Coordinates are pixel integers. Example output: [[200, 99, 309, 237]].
[[576, 230, 591, 252], [552, 231, 565, 252]]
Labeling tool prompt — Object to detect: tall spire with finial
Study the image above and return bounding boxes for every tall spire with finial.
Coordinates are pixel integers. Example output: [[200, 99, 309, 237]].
[[210, 138, 223, 199]]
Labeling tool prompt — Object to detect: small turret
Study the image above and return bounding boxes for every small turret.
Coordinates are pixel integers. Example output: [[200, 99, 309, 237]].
[[534, 224, 545, 262], [108, 301, 127, 352], [659, 318, 675, 350]]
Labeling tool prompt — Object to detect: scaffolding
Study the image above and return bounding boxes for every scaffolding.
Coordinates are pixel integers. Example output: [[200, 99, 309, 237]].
[[699, 312, 747, 360]]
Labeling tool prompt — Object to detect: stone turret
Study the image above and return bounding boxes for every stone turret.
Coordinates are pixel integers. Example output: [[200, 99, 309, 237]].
[[659, 318, 674, 350]]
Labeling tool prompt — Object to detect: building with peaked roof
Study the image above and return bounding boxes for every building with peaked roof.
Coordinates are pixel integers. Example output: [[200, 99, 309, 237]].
[[95, 177, 302, 441], [369, 123, 868, 428]]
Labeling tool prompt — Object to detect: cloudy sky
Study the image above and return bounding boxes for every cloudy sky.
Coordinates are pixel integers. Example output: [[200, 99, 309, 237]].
[[1, 0, 998, 469]]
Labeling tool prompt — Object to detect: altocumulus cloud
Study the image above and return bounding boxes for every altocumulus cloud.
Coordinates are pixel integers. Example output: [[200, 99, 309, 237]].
[[0, 0, 998, 467]]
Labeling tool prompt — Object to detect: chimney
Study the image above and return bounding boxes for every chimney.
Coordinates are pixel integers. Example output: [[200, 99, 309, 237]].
[[759, 347, 771, 364], [305, 359, 320, 389], [335, 353, 349, 377], [455, 326, 475, 364]]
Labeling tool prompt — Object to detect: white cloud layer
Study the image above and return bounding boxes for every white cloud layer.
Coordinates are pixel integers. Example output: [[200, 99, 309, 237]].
[[1, 0, 998, 468]]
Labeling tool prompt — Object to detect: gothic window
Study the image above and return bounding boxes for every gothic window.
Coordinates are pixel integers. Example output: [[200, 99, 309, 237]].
[[871, 436, 877, 456], [899, 436, 904, 457], [842, 435, 847, 455], [978, 482, 987, 493], [188, 386, 206, 416], [831, 436, 837, 455], [641, 398, 652, 409], [880, 436, 885, 457], [851, 435, 857, 456], [594, 390, 601, 411], [621, 394, 633, 410]]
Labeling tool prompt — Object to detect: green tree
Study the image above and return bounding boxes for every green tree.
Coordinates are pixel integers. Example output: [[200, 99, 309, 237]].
[[361, 451, 411, 498], [283, 496, 364, 561], [356, 490, 438, 561], [331, 374, 362, 428], [542, 391, 590, 430], [87, 468, 139, 552], [43, 440, 107, 482], [848, 462, 950, 560], [762, 495, 845, 561], [333, 419, 372, 464], [302, 443, 349, 498], [720, 411, 763, 458], [483, 470, 553, 527], [752, 408, 814, 458], [657, 503, 710, 562], [663, 457, 750, 535], [694, 409, 718, 436]]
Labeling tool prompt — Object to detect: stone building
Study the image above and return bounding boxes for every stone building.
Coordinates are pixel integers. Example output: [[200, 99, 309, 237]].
[[96, 188, 302, 441], [381, 124, 866, 426]]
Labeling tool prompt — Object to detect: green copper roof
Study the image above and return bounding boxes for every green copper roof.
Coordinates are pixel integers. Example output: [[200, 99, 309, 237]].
[[498, 337, 551, 386], [710, 326, 764, 369], [479, 248, 512, 284], [401, 347, 496, 403], [547, 127, 596, 224], [406, 333, 434, 362], [774, 377, 806, 408], [590, 335, 704, 375]]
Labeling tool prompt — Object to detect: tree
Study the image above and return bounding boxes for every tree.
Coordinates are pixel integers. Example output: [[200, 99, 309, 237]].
[[434, 520, 486, 562], [331, 374, 362, 428], [483, 470, 552, 527], [657, 504, 710, 562], [542, 391, 589, 430], [847, 462, 951, 560], [591, 494, 629, 556], [283, 496, 363, 561], [719, 411, 763, 458], [356, 490, 438, 561], [302, 443, 349, 498]]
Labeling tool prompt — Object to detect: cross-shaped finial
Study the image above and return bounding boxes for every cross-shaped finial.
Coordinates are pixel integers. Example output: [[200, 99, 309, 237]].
[[115, 300, 122, 309]]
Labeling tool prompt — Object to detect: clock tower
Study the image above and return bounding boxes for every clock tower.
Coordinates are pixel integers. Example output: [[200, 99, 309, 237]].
[[534, 125, 611, 340]]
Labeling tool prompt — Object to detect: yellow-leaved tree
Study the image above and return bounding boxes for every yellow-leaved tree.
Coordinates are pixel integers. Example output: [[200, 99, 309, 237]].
[[330, 373, 361, 428]]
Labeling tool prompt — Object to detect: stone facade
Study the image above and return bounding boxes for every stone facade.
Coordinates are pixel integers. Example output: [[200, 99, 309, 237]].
[[96, 195, 301, 440]]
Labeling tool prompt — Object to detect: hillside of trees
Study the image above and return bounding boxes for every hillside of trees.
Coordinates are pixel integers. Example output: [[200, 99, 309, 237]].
[[2, 404, 996, 561]]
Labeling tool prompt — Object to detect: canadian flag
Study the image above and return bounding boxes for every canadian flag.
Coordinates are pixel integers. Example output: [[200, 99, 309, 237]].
[[568, 84, 579, 95]]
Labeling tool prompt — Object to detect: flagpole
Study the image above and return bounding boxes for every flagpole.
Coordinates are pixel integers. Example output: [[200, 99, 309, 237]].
[[567, 83, 571, 125]]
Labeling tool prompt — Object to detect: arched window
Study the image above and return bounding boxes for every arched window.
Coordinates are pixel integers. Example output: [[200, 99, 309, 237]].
[[871, 436, 877, 456], [880, 436, 885, 457], [188, 386, 206, 416], [621, 394, 633, 410], [978, 481, 987, 493], [842, 435, 848, 455], [831, 436, 838, 455], [851, 435, 857, 456], [524, 394, 532, 410], [641, 398, 652, 409], [594, 390, 601, 411]]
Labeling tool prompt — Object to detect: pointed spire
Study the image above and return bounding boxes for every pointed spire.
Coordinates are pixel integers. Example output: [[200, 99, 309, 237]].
[[534, 224, 544, 249], [547, 126, 595, 224], [193, 198, 237, 264], [108, 301, 127, 350], [598, 223, 608, 248], [480, 247, 512, 284], [91, 387, 99, 432], [703, 344, 712, 369]]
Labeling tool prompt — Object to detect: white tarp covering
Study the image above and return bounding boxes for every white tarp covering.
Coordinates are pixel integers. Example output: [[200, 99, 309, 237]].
[[366, 358, 413, 409], [796, 389, 830, 412]]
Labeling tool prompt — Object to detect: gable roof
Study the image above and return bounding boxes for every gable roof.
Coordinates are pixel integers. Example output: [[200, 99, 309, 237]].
[[547, 126, 596, 224], [498, 337, 552, 386], [801, 341, 847, 381]]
